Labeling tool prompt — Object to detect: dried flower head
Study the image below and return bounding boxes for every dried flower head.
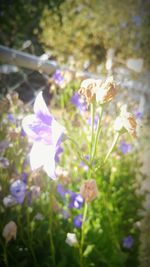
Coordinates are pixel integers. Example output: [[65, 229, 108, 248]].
[[2, 221, 17, 243], [114, 105, 137, 137], [96, 76, 117, 104], [80, 179, 98, 203], [78, 79, 97, 104]]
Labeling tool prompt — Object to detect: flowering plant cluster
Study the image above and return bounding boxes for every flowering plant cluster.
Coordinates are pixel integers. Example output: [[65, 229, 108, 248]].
[[0, 75, 143, 267]]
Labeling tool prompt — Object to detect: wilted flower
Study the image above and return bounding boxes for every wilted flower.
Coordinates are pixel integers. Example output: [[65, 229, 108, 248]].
[[71, 92, 87, 112], [22, 92, 65, 179], [123, 235, 134, 249], [114, 105, 137, 137], [80, 179, 98, 203], [2, 221, 17, 243], [119, 141, 132, 154], [10, 179, 26, 204], [78, 78, 97, 104], [65, 233, 78, 247], [68, 193, 84, 209], [73, 214, 83, 228], [95, 76, 117, 104]]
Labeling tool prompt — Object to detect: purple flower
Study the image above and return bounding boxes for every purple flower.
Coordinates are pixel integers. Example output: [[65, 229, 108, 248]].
[[10, 179, 26, 204], [22, 92, 65, 179], [123, 235, 134, 249], [53, 70, 64, 85], [7, 113, 15, 123], [134, 110, 143, 120], [57, 184, 68, 198], [119, 141, 132, 154], [68, 193, 84, 209], [71, 92, 87, 113], [79, 155, 90, 171], [73, 214, 83, 228], [21, 172, 28, 184]]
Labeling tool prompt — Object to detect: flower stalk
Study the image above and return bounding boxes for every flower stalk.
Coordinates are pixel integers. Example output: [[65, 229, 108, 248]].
[[79, 202, 88, 267]]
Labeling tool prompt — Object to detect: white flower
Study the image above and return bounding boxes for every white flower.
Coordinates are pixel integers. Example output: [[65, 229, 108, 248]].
[[65, 233, 78, 247]]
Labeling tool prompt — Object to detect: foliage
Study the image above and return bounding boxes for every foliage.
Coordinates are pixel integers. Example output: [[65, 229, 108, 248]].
[[38, 0, 150, 68]]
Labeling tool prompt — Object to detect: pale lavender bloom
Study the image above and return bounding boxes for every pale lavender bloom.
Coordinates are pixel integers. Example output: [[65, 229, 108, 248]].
[[10, 179, 26, 204], [123, 235, 134, 249], [73, 214, 83, 228], [134, 110, 143, 120], [0, 157, 9, 168], [119, 141, 132, 154], [7, 113, 15, 123], [53, 70, 64, 85], [71, 92, 87, 113], [68, 193, 84, 209], [22, 92, 65, 179]]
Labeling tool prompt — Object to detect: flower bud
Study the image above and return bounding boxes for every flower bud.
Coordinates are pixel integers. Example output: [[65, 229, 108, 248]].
[[96, 76, 117, 104], [2, 221, 17, 243], [65, 233, 78, 247], [80, 179, 98, 203]]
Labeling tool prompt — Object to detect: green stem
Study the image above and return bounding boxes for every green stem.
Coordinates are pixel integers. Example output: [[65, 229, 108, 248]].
[[104, 132, 120, 164], [67, 136, 91, 169], [80, 202, 88, 267], [90, 103, 95, 163], [91, 105, 103, 162], [3, 242, 9, 267], [49, 181, 56, 267]]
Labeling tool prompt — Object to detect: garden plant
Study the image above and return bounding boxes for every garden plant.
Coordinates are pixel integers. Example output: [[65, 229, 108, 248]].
[[0, 73, 142, 267]]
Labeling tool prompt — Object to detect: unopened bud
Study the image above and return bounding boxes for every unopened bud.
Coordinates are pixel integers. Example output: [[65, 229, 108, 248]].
[[80, 179, 98, 203]]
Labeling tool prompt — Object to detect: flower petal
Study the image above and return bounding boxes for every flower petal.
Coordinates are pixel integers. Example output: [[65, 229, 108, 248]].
[[33, 92, 53, 125], [22, 115, 41, 142], [43, 149, 56, 180], [30, 142, 47, 170]]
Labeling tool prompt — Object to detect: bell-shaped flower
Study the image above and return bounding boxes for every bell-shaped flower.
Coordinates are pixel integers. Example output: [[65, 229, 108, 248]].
[[22, 92, 65, 179]]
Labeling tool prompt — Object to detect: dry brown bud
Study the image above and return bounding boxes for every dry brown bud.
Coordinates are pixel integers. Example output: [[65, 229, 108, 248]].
[[80, 179, 98, 203], [2, 221, 17, 243]]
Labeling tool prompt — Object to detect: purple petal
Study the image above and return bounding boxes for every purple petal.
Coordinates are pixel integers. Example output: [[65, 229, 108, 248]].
[[33, 92, 53, 124]]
